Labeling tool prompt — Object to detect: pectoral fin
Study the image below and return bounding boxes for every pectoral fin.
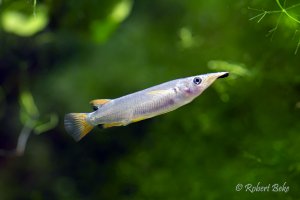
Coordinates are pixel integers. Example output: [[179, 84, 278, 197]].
[[102, 117, 149, 128], [90, 99, 111, 110], [147, 90, 170, 96]]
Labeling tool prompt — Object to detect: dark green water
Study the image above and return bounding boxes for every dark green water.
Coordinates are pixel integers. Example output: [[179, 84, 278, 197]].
[[0, 0, 300, 199]]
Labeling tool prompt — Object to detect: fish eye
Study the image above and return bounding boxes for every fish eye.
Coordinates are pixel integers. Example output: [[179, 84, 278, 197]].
[[193, 77, 202, 85]]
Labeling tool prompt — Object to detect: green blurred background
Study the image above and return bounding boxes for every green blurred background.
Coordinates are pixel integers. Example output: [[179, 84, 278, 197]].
[[1, 0, 300, 199]]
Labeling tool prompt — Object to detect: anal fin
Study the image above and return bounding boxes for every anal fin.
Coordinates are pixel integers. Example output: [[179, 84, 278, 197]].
[[102, 122, 125, 129], [131, 116, 148, 123]]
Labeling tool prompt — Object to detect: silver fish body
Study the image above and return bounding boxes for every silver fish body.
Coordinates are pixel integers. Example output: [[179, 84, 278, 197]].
[[88, 80, 186, 126], [64, 72, 229, 141]]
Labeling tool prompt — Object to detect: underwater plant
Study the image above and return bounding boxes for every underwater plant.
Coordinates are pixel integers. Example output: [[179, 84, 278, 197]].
[[249, 0, 300, 54]]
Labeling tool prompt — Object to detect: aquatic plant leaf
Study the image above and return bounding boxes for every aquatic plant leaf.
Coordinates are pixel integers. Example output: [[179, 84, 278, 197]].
[[90, 0, 133, 43], [1, 6, 48, 37], [19, 90, 39, 124], [34, 114, 58, 135]]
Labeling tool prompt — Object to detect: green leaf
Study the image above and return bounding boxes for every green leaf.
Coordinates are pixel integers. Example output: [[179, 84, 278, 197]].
[[90, 0, 133, 43], [34, 114, 58, 135], [208, 60, 250, 77], [109, 0, 133, 23], [1, 6, 48, 37], [19, 90, 39, 124]]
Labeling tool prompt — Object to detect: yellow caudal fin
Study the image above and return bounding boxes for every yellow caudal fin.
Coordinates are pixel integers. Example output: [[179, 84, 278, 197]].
[[64, 113, 94, 141]]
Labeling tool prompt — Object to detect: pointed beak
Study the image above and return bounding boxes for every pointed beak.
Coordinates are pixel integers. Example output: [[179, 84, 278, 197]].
[[201, 72, 229, 89], [217, 72, 229, 79], [206, 72, 229, 82]]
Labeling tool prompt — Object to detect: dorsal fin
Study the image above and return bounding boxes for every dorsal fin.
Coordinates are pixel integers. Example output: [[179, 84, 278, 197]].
[[90, 99, 111, 111]]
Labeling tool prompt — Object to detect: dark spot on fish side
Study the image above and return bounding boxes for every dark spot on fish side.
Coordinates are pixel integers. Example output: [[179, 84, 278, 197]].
[[168, 99, 175, 105], [173, 87, 178, 94], [218, 72, 229, 79], [184, 88, 193, 94]]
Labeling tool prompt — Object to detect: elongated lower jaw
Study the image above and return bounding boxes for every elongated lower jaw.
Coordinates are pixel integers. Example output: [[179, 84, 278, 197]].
[[197, 72, 229, 93], [217, 72, 229, 79], [205, 72, 229, 85]]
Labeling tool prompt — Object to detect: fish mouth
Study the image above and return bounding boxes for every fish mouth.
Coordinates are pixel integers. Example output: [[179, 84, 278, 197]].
[[217, 72, 229, 79], [206, 72, 229, 81], [202, 72, 229, 89]]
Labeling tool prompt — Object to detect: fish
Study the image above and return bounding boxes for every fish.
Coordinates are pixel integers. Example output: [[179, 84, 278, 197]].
[[64, 72, 229, 141]]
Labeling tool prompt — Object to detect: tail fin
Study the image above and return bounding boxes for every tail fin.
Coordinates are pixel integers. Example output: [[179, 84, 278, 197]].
[[64, 113, 94, 141]]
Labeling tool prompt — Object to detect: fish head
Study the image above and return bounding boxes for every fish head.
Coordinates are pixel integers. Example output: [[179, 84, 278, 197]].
[[177, 72, 229, 98]]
